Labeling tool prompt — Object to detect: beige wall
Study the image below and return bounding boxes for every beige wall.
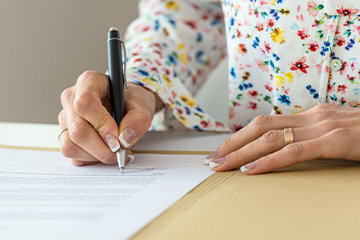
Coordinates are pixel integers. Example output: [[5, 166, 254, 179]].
[[0, 1, 139, 124], [0, 0, 229, 125]]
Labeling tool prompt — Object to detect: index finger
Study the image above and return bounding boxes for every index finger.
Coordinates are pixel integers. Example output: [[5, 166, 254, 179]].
[[205, 114, 305, 164], [73, 71, 119, 144]]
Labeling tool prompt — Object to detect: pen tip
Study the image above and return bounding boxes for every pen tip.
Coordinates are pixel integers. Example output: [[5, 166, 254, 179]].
[[109, 27, 118, 31], [121, 167, 124, 173]]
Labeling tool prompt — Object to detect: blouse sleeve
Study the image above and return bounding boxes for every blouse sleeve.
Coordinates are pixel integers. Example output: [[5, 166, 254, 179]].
[[124, 0, 230, 131]]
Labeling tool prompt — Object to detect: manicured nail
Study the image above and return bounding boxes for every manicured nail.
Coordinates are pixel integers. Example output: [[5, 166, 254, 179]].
[[106, 134, 120, 152], [126, 154, 135, 164], [119, 128, 136, 148], [209, 157, 226, 168], [240, 161, 258, 172], [205, 150, 218, 164]]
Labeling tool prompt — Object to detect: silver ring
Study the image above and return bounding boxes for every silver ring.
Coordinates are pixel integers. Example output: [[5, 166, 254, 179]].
[[58, 127, 68, 141]]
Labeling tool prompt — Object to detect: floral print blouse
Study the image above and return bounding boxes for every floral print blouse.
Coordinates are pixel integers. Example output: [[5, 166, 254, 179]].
[[124, 0, 360, 132]]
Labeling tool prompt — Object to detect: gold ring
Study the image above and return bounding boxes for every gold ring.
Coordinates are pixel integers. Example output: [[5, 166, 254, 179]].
[[284, 128, 293, 146], [58, 127, 68, 141]]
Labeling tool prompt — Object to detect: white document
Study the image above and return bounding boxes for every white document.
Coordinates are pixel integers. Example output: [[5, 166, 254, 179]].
[[0, 148, 213, 240]]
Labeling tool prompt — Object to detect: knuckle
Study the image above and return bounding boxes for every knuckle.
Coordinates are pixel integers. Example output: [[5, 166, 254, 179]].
[[60, 87, 74, 104], [74, 94, 112, 135], [284, 143, 302, 157], [224, 135, 237, 149], [78, 70, 97, 83], [68, 121, 88, 144], [313, 103, 330, 111], [262, 155, 277, 170], [60, 140, 77, 159], [260, 130, 280, 144], [73, 92, 94, 115], [320, 119, 337, 133], [307, 105, 336, 122], [328, 128, 348, 140], [307, 110, 327, 122], [250, 115, 272, 129]]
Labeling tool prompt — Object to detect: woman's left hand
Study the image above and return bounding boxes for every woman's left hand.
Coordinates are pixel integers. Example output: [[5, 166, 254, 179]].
[[206, 103, 360, 174]]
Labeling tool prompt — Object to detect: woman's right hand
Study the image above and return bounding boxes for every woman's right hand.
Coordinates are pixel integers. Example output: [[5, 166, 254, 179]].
[[58, 70, 163, 166]]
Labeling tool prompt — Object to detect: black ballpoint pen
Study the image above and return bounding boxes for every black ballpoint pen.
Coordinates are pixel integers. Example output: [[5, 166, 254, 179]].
[[107, 27, 128, 173]]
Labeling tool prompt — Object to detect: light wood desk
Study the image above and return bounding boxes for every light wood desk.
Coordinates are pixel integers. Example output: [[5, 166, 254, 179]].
[[1, 122, 360, 240]]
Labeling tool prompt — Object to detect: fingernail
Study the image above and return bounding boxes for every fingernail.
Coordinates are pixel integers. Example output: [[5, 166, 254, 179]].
[[240, 161, 258, 173], [209, 157, 226, 168], [126, 154, 135, 164], [119, 128, 136, 148], [205, 150, 218, 164], [106, 134, 120, 152]]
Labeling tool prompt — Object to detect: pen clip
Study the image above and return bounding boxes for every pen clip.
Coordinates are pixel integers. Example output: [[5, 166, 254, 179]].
[[120, 40, 128, 89]]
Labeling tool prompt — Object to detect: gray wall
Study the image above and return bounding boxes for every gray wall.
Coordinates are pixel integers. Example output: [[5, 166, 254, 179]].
[[0, 0, 228, 125]]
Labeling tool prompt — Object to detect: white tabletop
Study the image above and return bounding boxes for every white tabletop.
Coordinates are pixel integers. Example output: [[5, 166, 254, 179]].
[[0, 122, 231, 152], [0, 122, 60, 148]]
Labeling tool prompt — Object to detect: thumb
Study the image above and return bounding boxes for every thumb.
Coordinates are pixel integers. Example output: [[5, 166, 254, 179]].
[[118, 83, 157, 148], [118, 109, 153, 148], [73, 71, 120, 152]]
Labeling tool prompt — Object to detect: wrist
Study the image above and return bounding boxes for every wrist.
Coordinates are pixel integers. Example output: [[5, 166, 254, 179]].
[[128, 82, 164, 115]]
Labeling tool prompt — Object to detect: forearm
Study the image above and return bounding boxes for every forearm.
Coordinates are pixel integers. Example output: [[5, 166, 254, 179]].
[[122, 0, 229, 131]]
